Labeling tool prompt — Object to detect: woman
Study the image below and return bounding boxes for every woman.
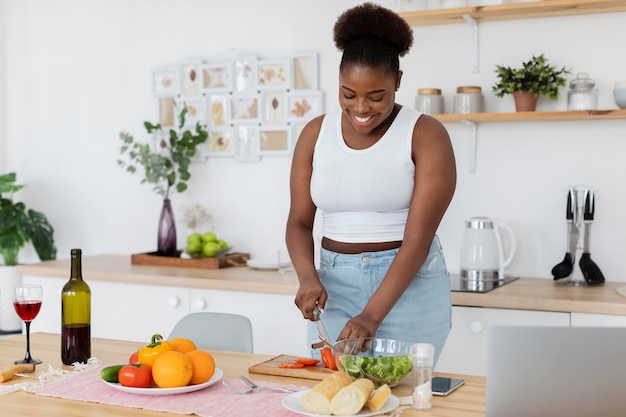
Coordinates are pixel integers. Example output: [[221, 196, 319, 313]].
[[286, 2, 456, 365]]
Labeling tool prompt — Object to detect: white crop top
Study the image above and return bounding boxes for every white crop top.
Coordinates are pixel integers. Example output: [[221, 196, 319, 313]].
[[310, 107, 422, 243]]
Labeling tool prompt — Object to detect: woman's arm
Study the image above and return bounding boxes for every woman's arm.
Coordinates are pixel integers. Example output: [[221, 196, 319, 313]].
[[338, 114, 457, 340], [286, 116, 327, 321]]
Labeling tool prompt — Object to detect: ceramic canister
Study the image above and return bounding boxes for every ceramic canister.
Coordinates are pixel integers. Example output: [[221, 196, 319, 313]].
[[453, 86, 484, 114], [415, 88, 444, 114]]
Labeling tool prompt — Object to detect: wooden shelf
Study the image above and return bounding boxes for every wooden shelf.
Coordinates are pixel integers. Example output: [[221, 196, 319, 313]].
[[399, 0, 626, 26], [433, 108, 626, 123]]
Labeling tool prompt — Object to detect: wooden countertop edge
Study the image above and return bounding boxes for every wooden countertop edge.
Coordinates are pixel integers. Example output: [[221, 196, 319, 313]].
[[17, 254, 626, 315]]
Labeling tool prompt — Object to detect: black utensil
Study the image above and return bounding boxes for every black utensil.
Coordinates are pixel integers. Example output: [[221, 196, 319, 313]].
[[578, 189, 605, 285], [552, 188, 578, 280]]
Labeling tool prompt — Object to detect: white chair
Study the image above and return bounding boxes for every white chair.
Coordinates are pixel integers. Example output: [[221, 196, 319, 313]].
[[168, 312, 254, 353]]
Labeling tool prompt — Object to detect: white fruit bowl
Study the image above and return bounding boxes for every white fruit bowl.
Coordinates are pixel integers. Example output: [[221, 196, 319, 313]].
[[613, 83, 626, 109]]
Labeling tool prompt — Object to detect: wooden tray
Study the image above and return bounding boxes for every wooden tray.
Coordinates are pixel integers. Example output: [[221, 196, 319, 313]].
[[248, 354, 335, 381], [131, 251, 250, 269]]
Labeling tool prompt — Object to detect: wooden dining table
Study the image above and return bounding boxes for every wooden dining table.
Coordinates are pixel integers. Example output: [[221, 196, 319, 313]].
[[0, 333, 485, 416]]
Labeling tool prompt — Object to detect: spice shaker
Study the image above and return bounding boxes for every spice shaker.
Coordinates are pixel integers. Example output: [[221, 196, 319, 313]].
[[454, 86, 484, 114], [411, 343, 434, 410], [567, 73, 598, 111], [415, 88, 444, 114]]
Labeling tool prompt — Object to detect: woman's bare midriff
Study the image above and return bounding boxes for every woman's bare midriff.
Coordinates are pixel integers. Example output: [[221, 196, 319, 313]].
[[321, 237, 402, 254]]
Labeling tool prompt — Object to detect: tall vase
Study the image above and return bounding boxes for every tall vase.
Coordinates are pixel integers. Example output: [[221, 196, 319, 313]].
[[157, 198, 177, 257]]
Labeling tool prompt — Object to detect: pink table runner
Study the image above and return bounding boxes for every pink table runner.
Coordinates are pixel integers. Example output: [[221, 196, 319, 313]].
[[27, 365, 305, 417]]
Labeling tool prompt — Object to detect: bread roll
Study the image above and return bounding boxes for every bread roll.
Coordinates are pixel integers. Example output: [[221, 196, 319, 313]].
[[330, 378, 375, 416], [300, 371, 352, 415], [366, 384, 391, 412]]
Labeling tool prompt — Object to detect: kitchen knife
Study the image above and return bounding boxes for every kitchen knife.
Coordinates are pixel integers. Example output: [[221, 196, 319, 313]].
[[312, 306, 332, 346], [567, 187, 579, 263], [0, 363, 35, 383]]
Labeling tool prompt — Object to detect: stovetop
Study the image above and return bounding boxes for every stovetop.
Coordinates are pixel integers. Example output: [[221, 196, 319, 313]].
[[449, 273, 519, 293]]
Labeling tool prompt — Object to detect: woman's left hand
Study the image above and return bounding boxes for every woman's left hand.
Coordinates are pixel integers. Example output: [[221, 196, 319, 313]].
[[337, 313, 378, 342]]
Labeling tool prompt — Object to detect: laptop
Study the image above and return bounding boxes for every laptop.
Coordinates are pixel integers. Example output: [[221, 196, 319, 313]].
[[486, 326, 626, 417]]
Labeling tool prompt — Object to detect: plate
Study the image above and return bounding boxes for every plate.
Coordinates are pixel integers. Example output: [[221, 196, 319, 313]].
[[103, 368, 223, 395], [282, 389, 400, 417], [247, 259, 278, 270]]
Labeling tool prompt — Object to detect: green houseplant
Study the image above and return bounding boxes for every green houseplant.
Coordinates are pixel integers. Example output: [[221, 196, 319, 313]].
[[492, 53, 571, 111], [117, 103, 208, 256], [0, 172, 57, 266]]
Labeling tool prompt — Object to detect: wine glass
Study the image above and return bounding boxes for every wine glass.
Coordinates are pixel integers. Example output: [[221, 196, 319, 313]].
[[13, 284, 43, 365]]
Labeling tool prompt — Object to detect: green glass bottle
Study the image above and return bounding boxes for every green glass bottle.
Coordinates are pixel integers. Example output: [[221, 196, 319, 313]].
[[61, 248, 91, 364]]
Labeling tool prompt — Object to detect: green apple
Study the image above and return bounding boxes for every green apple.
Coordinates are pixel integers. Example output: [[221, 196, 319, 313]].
[[201, 231, 217, 243], [187, 232, 202, 245], [202, 241, 221, 258], [186, 240, 202, 255], [217, 239, 229, 249]]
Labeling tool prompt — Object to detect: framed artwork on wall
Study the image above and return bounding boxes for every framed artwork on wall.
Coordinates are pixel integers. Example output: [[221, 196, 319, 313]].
[[230, 95, 260, 124], [262, 91, 287, 125], [207, 94, 230, 127], [232, 55, 258, 94], [201, 62, 232, 92], [235, 124, 260, 161], [260, 126, 291, 155], [158, 97, 176, 127], [181, 61, 203, 96], [287, 91, 323, 122], [176, 97, 207, 127], [151, 66, 180, 97], [257, 59, 290, 90], [290, 52, 318, 90], [205, 128, 235, 156]]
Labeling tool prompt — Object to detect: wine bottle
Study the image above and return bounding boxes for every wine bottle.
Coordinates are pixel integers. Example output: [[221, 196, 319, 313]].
[[61, 248, 91, 365]]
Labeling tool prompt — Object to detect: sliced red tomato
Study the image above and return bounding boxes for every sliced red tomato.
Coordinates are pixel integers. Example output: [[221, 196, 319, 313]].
[[118, 364, 152, 388], [320, 347, 337, 370], [278, 362, 305, 369], [128, 351, 139, 364], [295, 358, 320, 366]]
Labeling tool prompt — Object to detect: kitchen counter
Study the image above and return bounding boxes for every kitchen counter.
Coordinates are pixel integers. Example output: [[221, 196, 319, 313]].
[[17, 254, 626, 316]]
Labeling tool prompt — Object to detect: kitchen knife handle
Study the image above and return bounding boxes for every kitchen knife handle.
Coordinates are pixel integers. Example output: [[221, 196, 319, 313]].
[[566, 188, 575, 221], [583, 189, 595, 221]]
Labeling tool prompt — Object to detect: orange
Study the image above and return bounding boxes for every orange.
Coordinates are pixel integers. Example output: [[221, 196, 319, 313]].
[[186, 349, 216, 385], [152, 350, 193, 388], [170, 337, 197, 354]]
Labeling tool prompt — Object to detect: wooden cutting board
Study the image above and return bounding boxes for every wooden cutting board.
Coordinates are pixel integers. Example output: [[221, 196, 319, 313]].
[[248, 354, 336, 380]]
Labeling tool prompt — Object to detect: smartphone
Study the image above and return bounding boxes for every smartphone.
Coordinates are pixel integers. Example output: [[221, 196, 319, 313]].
[[432, 377, 465, 396]]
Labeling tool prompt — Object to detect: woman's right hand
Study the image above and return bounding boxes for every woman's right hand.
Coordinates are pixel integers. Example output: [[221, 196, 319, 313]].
[[294, 278, 328, 321]]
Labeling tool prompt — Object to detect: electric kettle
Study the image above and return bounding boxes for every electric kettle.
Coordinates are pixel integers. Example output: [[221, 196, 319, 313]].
[[460, 217, 517, 281]]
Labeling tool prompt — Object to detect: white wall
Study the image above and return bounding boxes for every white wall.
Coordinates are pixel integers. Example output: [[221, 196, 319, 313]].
[[3, 0, 625, 283], [0, 0, 6, 172]]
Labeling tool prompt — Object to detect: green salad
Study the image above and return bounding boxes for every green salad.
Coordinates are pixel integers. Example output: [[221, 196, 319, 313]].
[[339, 354, 413, 386]]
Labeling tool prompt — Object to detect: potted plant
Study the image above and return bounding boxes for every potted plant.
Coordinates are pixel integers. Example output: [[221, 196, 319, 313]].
[[117, 102, 208, 256], [0, 172, 56, 330], [492, 53, 571, 112]]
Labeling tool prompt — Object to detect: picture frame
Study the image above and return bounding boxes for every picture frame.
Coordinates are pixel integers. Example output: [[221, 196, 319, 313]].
[[181, 60, 203, 96], [151, 65, 180, 97], [232, 55, 258, 94], [235, 124, 260, 161], [207, 94, 231, 127], [205, 128, 235, 157], [259, 126, 292, 155], [230, 94, 261, 124], [290, 52, 318, 91], [201, 62, 232, 92], [261, 91, 287, 125], [158, 97, 177, 127], [176, 97, 207, 126], [287, 91, 323, 122], [257, 59, 291, 90]]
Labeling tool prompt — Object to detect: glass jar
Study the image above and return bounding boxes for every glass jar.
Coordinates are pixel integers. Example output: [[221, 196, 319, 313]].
[[415, 88, 444, 114], [454, 86, 484, 114], [568, 73, 598, 111]]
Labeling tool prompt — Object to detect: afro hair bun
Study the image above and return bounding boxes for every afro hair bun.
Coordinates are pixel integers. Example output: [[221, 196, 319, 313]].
[[333, 2, 414, 57]]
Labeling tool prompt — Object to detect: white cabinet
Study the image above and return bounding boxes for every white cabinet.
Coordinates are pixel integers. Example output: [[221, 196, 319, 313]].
[[22, 275, 308, 356], [190, 289, 308, 357], [571, 312, 626, 327], [436, 306, 570, 376]]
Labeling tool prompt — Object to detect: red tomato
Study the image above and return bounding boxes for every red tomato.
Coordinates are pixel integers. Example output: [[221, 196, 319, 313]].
[[278, 362, 305, 369], [118, 364, 152, 388], [295, 358, 320, 366], [320, 348, 337, 370], [128, 351, 139, 364]]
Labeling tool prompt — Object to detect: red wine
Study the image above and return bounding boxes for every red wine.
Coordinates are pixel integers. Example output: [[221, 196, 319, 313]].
[[13, 300, 42, 322], [61, 323, 91, 365]]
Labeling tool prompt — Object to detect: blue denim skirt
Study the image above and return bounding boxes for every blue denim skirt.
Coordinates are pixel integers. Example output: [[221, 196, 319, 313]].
[[308, 236, 452, 367]]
